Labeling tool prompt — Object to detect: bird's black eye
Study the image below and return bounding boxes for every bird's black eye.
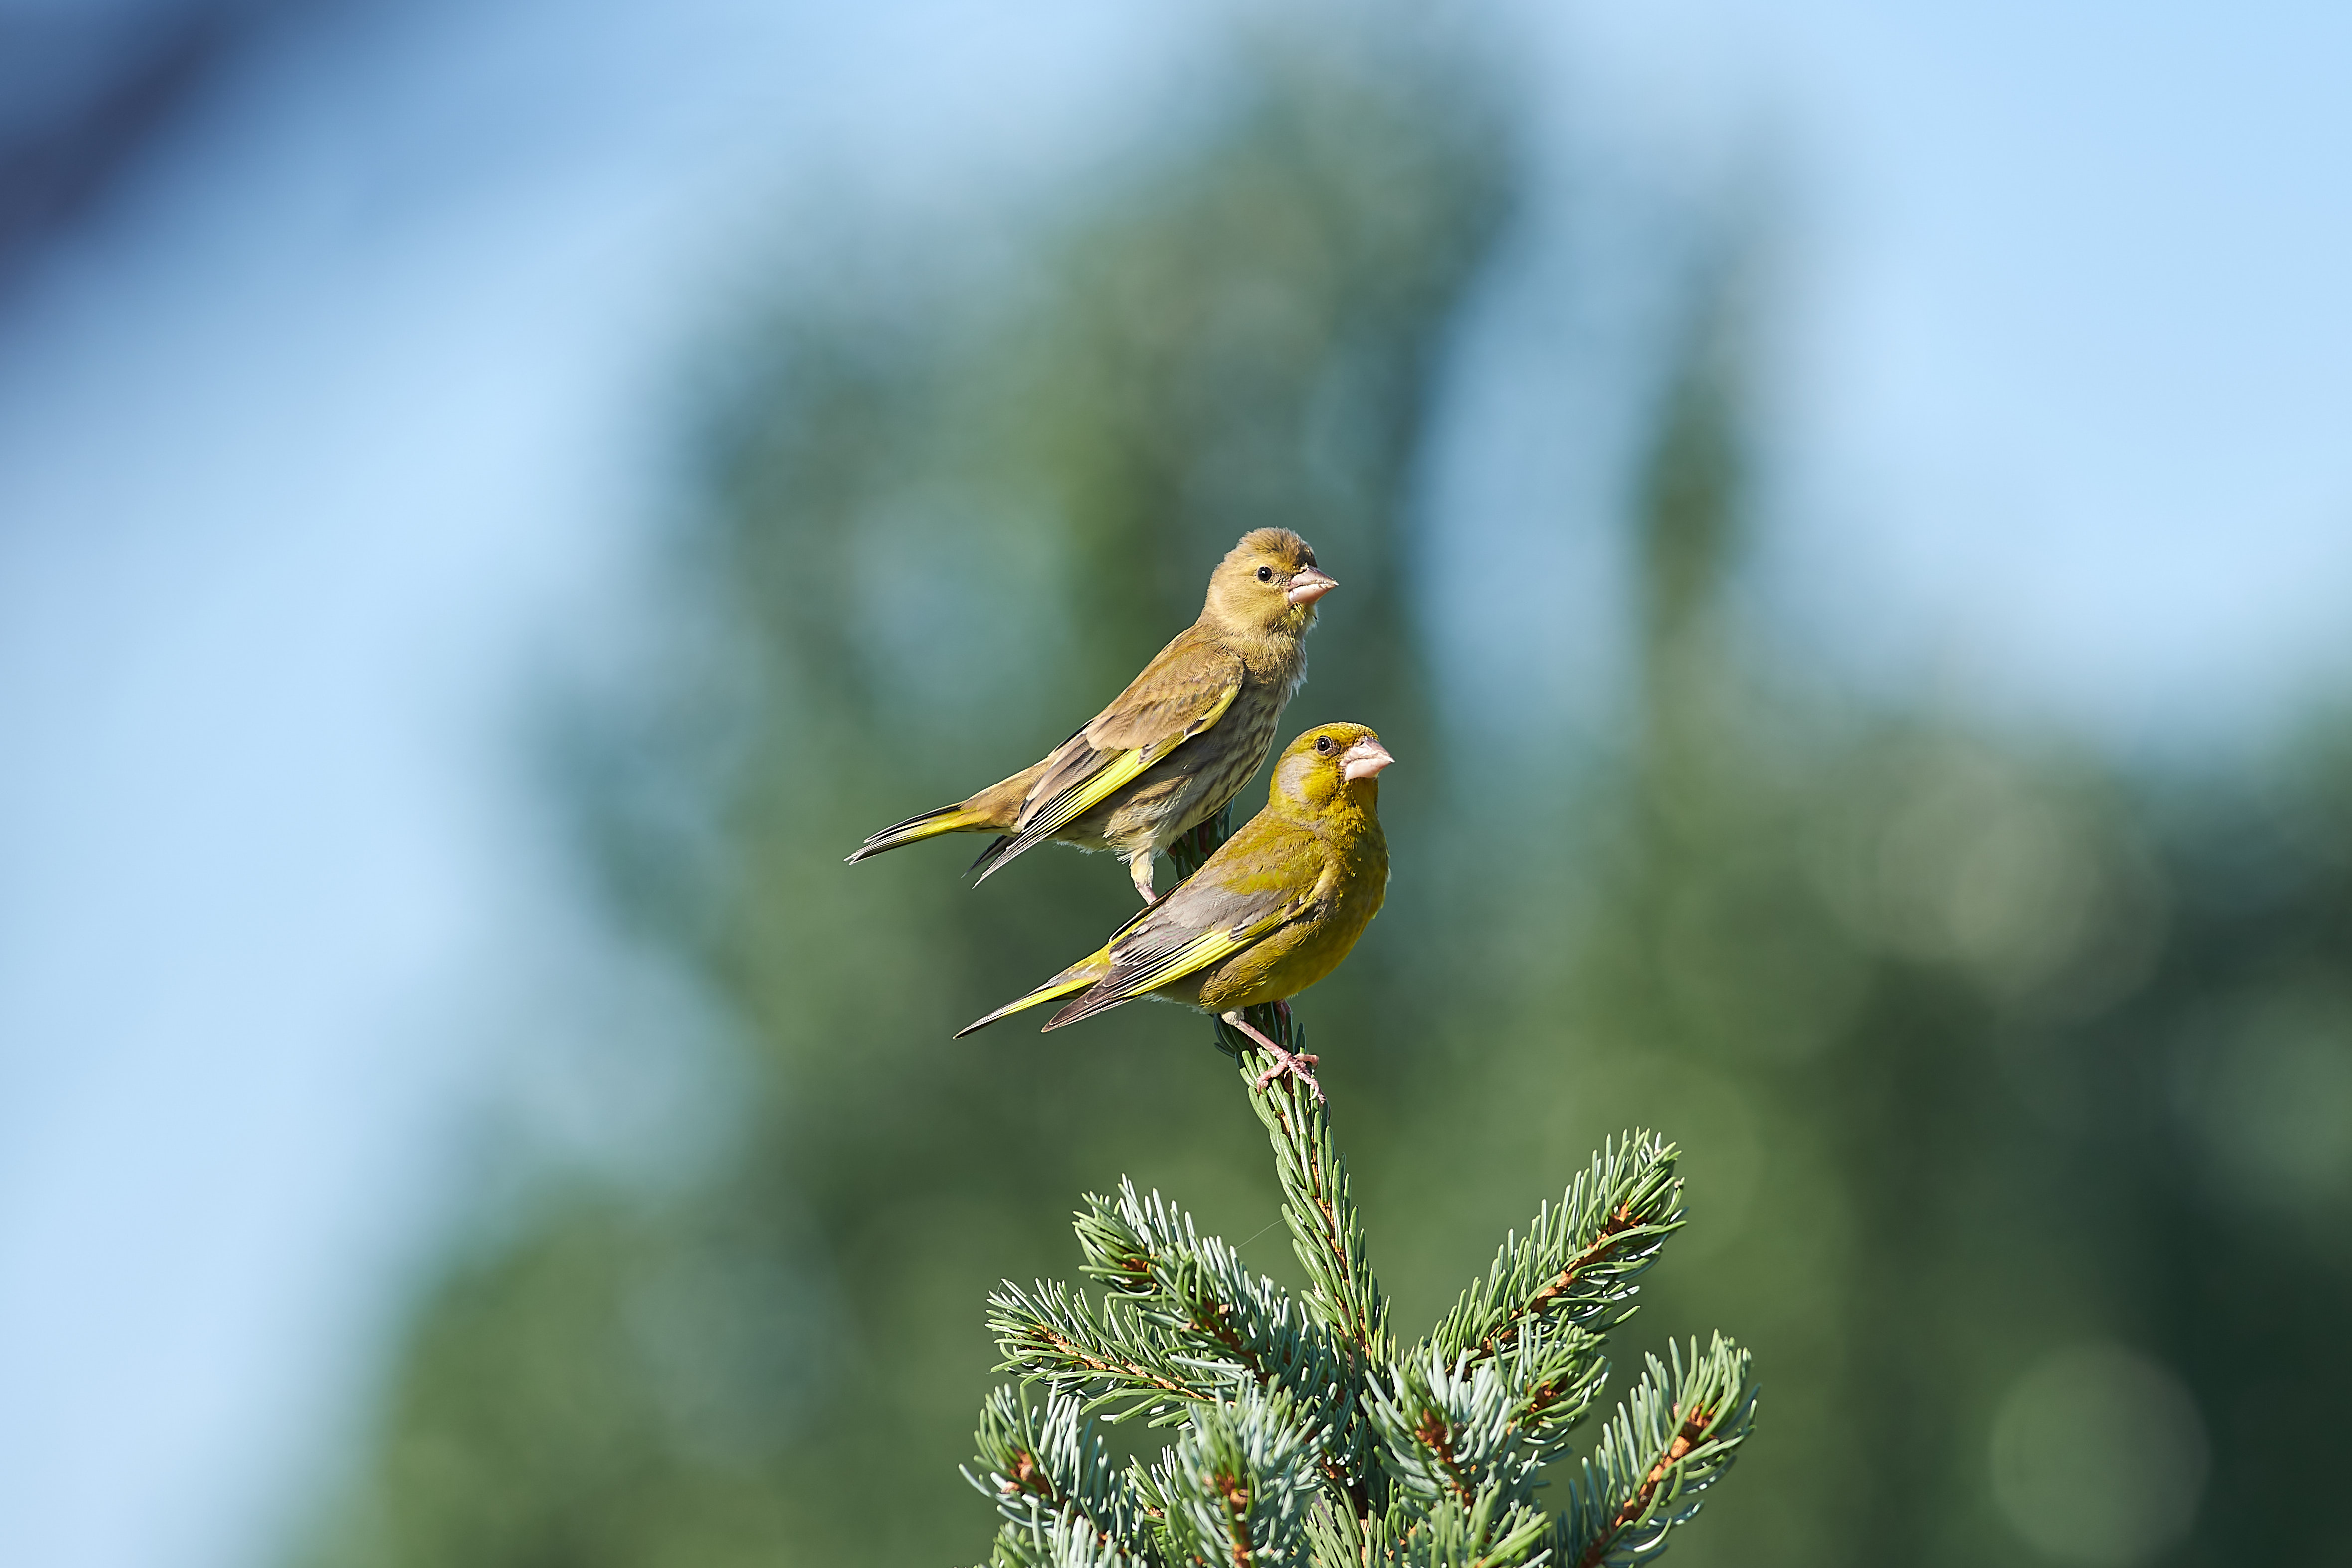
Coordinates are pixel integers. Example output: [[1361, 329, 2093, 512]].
[[1257, 565, 1274, 582], [1315, 736, 1334, 755]]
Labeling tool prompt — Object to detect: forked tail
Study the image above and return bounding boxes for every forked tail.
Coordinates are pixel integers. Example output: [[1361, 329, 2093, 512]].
[[954, 949, 1112, 1037], [966, 831, 1027, 884], [845, 803, 1001, 864]]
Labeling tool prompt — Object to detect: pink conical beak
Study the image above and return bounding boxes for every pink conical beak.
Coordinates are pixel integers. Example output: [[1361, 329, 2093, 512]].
[[1341, 738, 1393, 782], [1287, 567, 1338, 607]]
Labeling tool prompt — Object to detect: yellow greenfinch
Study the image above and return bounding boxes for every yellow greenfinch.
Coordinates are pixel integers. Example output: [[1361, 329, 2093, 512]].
[[955, 722, 1393, 1099], [846, 529, 1336, 901]]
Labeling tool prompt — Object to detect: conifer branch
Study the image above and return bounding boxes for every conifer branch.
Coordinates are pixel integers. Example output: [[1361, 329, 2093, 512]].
[[1554, 1337, 1756, 1568], [1223, 1024, 1393, 1371], [973, 1123, 1752, 1568], [1213, 1011, 1393, 1522], [1365, 1347, 1547, 1515], [1074, 1180, 1355, 1437], [985, 1506, 1158, 1568], [967, 1385, 1156, 1553], [970, 814, 1755, 1568], [1133, 1386, 1323, 1568], [1382, 1494, 1557, 1568], [1428, 1134, 1684, 1370], [1489, 1317, 1614, 1444], [988, 1278, 1211, 1425]]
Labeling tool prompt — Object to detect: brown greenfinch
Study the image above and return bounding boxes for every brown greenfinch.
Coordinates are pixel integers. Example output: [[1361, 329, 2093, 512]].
[[955, 722, 1392, 1100], [846, 529, 1336, 901]]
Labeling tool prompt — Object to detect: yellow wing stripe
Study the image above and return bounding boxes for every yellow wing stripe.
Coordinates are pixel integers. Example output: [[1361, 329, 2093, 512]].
[[1022, 677, 1241, 841], [970, 679, 1243, 892], [1017, 745, 1156, 842], [992, 677, 1251, 865], [1089, 906, 1299, 1010]]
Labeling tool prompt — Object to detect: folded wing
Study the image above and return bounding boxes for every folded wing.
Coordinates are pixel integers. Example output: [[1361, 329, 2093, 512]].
[[1042, 830, 1321, 1030], [972, 631, 1243, 883]]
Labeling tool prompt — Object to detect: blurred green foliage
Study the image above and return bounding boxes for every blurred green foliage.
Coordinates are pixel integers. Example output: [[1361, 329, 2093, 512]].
[[304, 33, 2352, 1568]]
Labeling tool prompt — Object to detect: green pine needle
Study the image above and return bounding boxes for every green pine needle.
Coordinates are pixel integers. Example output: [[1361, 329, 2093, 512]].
[[1554, 1336, 1758, 1568], [965, 811, 1756, 1567], [969, 1111, 1754, 1567]]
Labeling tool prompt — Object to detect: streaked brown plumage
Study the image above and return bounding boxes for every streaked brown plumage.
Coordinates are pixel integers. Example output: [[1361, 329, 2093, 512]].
[[846, 529, 1336, 900], [956, 723, 1394, 1100]]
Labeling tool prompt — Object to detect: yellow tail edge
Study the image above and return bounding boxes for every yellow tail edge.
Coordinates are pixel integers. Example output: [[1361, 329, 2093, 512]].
[[955, 953, 1109, 1038], [846, 803, 999, 863]]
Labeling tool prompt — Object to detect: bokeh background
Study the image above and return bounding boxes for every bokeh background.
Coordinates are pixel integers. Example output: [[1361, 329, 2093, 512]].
[[6, 2, 2352, 1567]]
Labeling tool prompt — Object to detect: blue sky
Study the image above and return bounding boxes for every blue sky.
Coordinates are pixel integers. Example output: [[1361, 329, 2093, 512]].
[[1444, 0, 2352, 747], [0, 3, 2347, 1567]]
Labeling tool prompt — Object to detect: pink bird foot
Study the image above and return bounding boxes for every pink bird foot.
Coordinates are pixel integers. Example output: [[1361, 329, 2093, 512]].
[[1221, 1010, 1323, 1104]]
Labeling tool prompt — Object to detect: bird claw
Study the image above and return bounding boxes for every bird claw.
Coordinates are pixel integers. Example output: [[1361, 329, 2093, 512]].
[[1221, 1010, 1324, 1103], [1249, 1044, 1323, 1103]]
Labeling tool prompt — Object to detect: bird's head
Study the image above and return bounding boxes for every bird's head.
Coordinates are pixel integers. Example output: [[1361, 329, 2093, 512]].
[[1272, 722, 1393, 818], [1202, 528, 1336, 642]]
